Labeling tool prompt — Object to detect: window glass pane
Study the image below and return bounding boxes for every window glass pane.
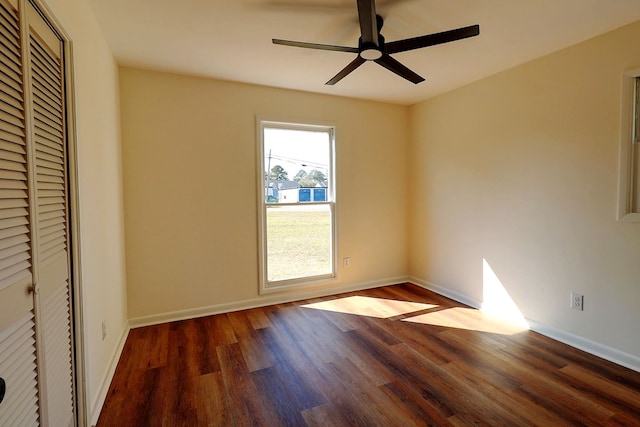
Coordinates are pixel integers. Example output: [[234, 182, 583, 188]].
[[264, 127, 331, 204], [266, 204, 333, 282]]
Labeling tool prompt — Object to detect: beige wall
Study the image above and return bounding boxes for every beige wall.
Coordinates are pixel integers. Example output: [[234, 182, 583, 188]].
[[120, 68, 409, 320], [42, 0, 127, 422], [409, 20, 640, 362]]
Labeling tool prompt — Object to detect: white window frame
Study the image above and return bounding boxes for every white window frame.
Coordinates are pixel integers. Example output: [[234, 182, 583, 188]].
[[257, 119, 337, 293], [617, 68, 640, 222]]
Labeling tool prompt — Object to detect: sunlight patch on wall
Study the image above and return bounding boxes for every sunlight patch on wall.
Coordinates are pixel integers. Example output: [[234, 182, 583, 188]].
[[481, 258, 529, 329], [301, 296, 437, 319]]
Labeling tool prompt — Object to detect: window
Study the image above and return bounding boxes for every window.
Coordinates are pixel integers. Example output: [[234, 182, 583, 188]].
[[618, 69, 640, 222], [258, 120, 336, 291]]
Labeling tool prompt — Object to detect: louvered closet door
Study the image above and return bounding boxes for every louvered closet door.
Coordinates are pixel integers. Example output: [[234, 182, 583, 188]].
[[0, 1, 74, 426], [27, 3, 74, 427], [0, 0, 40, 426]]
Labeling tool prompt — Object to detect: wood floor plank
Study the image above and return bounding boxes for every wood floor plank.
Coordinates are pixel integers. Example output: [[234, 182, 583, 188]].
[[97, 283, 640, 426], [606, 412, 640, 426], [385, 318, 455, 366], [207, 313, 238, 346], [300, 404, 340, 427], [134, 323, 170, 370], [238, 333, 278, 372], [437, 329, 523, 390], [245, 306, 273, 330], [321, 358, 399, 426], [226, 310, 255, 340], [558, 364, 640, 419], [442, 360, 562, 426], [390, 342, 534, 426], [216, 342, 281, 426], [251, 364, 323, 426], [194, 371, 232, 427], [379, 380, 456, 426]]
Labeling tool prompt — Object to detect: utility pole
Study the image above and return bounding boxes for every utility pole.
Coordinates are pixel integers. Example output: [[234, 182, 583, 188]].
[[265, 149, 272, 202]]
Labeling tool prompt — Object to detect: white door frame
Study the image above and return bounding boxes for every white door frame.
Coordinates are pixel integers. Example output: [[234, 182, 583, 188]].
[[29, 0, 87, 425]]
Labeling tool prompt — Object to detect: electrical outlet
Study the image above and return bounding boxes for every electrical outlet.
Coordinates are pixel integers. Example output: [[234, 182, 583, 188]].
[[343, 257, 350, 268], [571, 292, 584, 311], [101, 321, 107, 340]]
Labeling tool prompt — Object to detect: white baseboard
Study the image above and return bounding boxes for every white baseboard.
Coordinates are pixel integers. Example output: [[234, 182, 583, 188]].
[[407, 276, 640, 373], [527, 318, 640, 373], [90, 320, 131, 426], [408, 276, 482, 309], [129, 276, 410, 328]]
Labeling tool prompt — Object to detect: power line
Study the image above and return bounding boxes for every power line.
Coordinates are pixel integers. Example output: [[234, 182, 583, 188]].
[[268, 153, 327, 170]]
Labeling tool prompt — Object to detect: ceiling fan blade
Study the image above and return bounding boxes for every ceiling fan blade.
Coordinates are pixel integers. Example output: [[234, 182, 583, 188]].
[[264, 0, 406, 10], [374, 54, 424, 84], [385, 24, 480, 54], [357, 0, 379, 46], [265, 0, 353, 12], [326, 56, 366, 85], [273, 39, 359, 53]]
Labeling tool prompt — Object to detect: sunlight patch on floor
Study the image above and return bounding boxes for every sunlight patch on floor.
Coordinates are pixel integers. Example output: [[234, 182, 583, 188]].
[[402, 307, 528, 335], [301, 296, 437, 319], [481, 259, 529, 329]]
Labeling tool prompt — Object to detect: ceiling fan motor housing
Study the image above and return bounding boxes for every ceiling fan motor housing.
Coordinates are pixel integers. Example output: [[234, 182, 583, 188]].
[[359, 36, 384, 60]]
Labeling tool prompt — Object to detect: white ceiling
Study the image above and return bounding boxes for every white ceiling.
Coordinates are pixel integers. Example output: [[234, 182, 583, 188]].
[[86, 0, 640, 105]]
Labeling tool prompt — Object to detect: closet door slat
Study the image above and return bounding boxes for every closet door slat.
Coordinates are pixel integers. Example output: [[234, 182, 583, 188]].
[[0, 2, 39, 425]]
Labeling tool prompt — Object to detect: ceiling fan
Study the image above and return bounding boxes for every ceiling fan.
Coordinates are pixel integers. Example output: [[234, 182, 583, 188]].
[[272, 0, 480, 85]]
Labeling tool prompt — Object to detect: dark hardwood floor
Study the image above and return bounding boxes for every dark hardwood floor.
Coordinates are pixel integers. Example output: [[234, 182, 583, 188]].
[[97, 284, 640, 426]]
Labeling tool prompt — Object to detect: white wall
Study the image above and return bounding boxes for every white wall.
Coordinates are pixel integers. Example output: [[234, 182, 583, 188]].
[[409, 20, 640, 368], [40, 0, 128, 422]]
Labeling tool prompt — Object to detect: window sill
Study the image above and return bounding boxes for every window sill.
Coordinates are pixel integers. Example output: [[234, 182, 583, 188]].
[[260, 274, 337, 295], [618, 212, 640, 223]]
